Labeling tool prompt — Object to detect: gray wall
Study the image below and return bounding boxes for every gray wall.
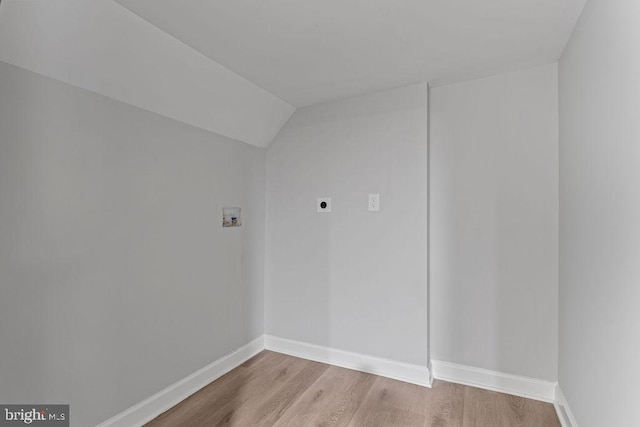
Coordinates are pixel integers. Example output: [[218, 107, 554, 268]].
[[0, 61, 265, 427], [265, 84, 429, 366], [559, 0, 640, 425], [430, 64, 559, 381]]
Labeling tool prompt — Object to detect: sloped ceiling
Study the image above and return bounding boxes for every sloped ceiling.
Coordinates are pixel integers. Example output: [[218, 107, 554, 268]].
[[0, 0, 586, 146], [114, 0, 587, 107], [0, 0, 295, 148]]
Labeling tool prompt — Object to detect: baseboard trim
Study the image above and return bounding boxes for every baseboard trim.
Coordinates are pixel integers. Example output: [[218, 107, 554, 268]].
[[431, 360, 556, 403], [554, 384, 578, 427], [264, 335, 432, 388], [94, 337, 574, 426], [96, 336, 265, 427]]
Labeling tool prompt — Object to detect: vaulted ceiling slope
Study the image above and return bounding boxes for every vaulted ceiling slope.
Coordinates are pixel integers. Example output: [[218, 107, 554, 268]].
[[0, 1, 586, 146], [114, 0, 587, 107], [0, 0, 295, 148]]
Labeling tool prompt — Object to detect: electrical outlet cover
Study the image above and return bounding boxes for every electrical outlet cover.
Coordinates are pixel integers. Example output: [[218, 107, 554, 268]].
[[368, 193, 380, 211]]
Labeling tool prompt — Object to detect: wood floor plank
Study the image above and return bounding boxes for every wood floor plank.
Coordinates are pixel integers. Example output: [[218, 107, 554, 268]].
[[423, 380, 465, 427], [535, 401, 562, 427], [145, 361, 256, 427], [146, 351, 561, 427], [496, 393, 560, 427], [196, 355, 313, 426], [497, 393, 528, 426], [349, 376, 429, 426], [273, 366, 376, 427], [146, 351, 298, 427], [220, 360, 329, 426], [461, 386, 500, 427], [239, 349, 274, 368]]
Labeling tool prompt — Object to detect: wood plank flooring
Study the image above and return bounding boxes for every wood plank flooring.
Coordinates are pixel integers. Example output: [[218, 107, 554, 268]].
[[146, 351, 560, 427]]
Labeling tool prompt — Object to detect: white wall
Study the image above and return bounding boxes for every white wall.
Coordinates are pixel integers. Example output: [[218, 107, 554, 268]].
[[559, 0, 640, 425], [0, 61, 265, 427], [0, 0, 294, 148], [265, 84, 429, 367], [430, 64, 559, 381]]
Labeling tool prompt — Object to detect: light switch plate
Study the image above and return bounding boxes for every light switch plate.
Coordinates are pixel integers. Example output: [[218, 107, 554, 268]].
[[317, 197, 331, 212]]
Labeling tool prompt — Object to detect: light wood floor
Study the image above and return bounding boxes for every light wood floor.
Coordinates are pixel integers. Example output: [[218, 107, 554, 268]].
[[146, 351, 560, 427]]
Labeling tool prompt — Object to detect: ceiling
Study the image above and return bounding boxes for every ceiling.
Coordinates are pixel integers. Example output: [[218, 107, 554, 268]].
[[114, 0, 587, 107], [0, 0, 294, 148]]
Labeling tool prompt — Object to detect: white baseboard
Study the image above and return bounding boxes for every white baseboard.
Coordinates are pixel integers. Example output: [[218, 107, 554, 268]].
[[554, 384, 578, 427], [431, 360, 556, 403], [97, 336, 265, 427], [94, 336, 573, 426], [264, 335, 432, 388]]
